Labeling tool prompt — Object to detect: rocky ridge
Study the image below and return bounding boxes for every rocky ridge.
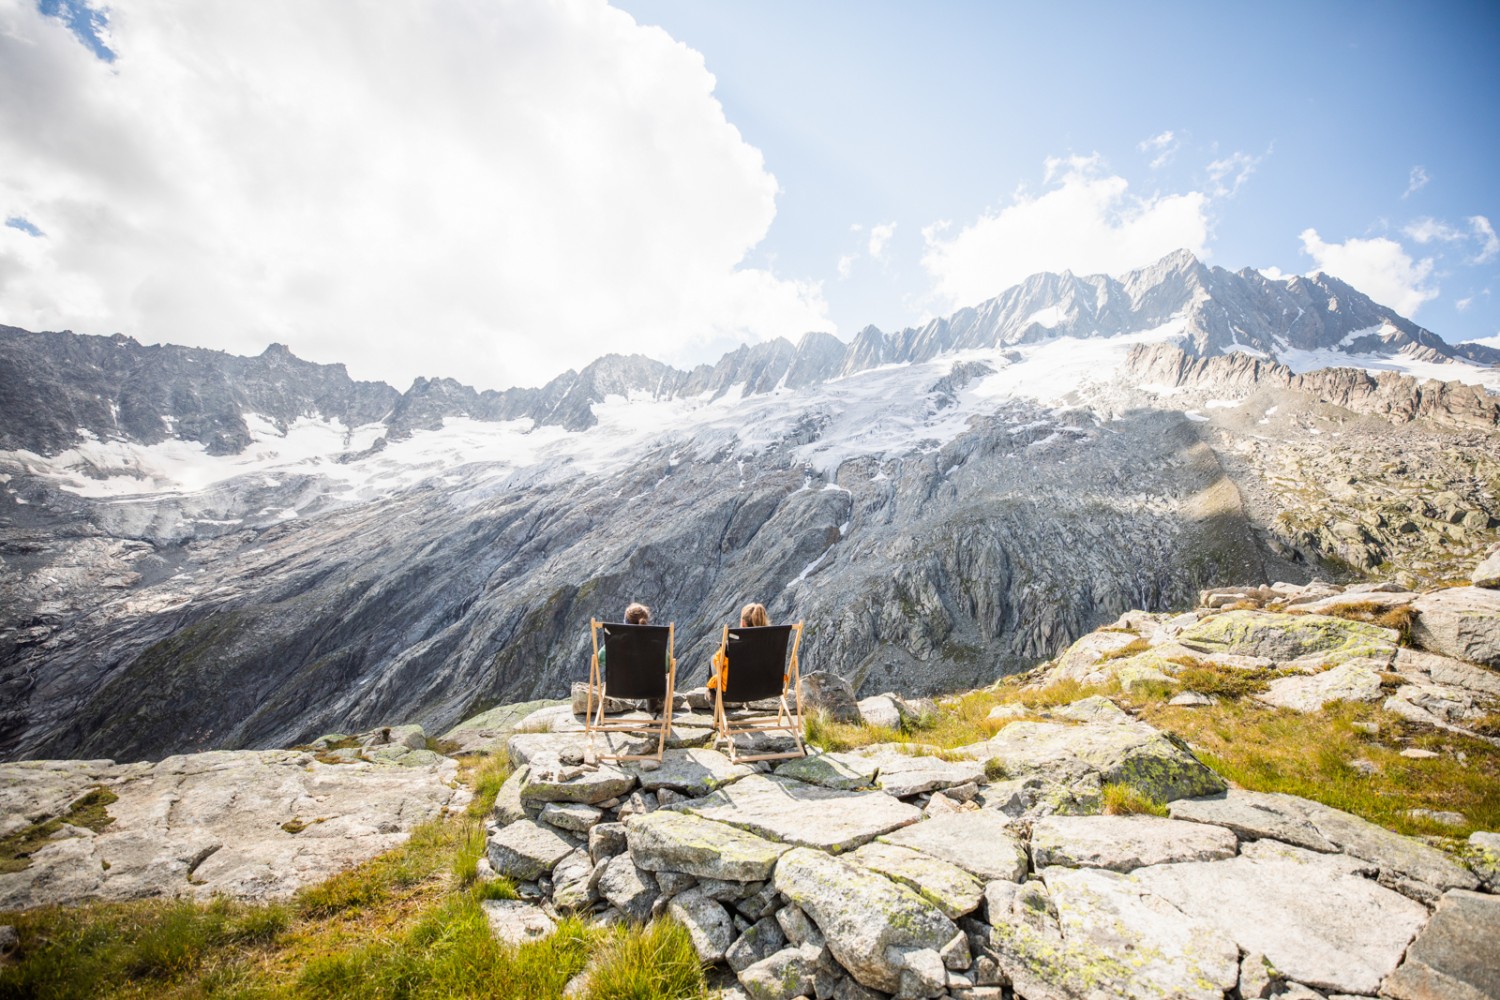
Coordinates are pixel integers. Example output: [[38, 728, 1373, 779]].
[[459, 563, 1500, 1000], [3, 565, 1500, 998], [4, 253, 1500, 765], [0, 723, 466, 911]]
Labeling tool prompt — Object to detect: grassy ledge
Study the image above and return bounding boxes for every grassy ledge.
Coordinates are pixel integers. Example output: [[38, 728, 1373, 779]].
[[0, 749, 709, 1000]]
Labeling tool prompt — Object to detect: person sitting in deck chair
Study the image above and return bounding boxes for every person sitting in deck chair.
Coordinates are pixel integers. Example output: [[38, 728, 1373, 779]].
[[598, 602, 652, 668], [708, 602, 769, 691]]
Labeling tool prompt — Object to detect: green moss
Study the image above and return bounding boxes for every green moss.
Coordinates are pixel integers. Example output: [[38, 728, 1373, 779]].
[[0, 786, 117, 874]]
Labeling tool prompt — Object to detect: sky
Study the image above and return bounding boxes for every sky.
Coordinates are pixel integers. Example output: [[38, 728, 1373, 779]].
[[1, 0, 1497, 392]]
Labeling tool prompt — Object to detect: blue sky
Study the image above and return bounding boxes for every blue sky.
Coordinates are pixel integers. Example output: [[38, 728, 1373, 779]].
[[617, 0, 1500, 342], [1, 0, 1496, 390]]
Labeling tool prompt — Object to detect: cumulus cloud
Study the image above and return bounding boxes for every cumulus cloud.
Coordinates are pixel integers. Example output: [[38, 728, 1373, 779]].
[[1299, 228, 1437, 317], [0, 0, 830, 390], [1404, 217, 1465, 244], [867, 222, 896, 259], [1138, 130, 1178, 169], [920, 155, 1210, 311], [1403, 165, 1429, 198]]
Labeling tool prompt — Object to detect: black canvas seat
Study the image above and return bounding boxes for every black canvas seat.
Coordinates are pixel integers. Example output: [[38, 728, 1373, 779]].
[[710, 623, 806, 763], [585, 620, 676, 762]]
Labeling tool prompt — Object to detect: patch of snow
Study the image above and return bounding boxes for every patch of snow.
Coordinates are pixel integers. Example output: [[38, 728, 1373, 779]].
[[1184, 411, 1210, 422], [1204, 399, 1242, 409], [1023, 305, 1066, 329], [1280, 346, 1500, 393], [1222, 344, 1269, 359]]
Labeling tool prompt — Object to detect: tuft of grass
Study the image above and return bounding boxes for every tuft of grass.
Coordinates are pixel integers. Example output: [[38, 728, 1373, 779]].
[[1127, 695, 1500, 838], [1098, 638, 1152, 661], [1, 785, 118, 874], [583, 918, 710, 1000], [1172, 665, 1276, 700], [1100, 783, 1169, 817], [983, 758, 1007, 782]]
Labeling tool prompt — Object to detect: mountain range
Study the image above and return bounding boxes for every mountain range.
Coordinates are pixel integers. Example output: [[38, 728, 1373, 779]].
[[2, 250, 1497, 763]]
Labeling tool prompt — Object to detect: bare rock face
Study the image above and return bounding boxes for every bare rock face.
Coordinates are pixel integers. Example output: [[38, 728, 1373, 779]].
[[1383, 889, 1500, 1000], [1411, 587, 1500, 668], [772, 846, 958, 994], [0, 750, 466, 910], [1132, 840, 1429, 996]]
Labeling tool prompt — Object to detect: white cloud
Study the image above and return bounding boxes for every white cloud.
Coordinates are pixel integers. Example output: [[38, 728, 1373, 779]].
[[1456, 296, 1473, 312], [1404, 217, 1465, 243], [1402, 214, 1498, 265], [1138, 130, 1178, 169], [1206, 151, 1261, 198], [1403, 165, 1429, 198], [0, 0, 830, 390], [1299, 229, 1437, 317], [1258, 265, 1289, 281], [836, 254, 856, 279], [920, 155, 1210, 310], [1470, 216, 1499, 264], [867, 222, 896, 259]]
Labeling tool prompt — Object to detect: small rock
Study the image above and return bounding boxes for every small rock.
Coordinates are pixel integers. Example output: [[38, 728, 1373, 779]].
[[1169, 691, 1219, 707], [776, 904, 825, 948], [486, 819, 575, 881], [801, 671, 863, 725], [668, 886, 736, 963], [1406, 809, 1466, 827], [726, 915, 788, 974], [481, 899, 556, 947], [1401, 748, 1441, 759], [737, 943, 822, 1000], [597, 853, 658, 923], [0, 924, 17, 955], [539, 802, 603, 834], [588, 822, 628, 865]]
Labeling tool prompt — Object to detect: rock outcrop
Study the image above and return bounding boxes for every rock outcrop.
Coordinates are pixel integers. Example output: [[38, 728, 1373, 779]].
[[472, 680, 1496, 1000], [0, 727, 465, 910]]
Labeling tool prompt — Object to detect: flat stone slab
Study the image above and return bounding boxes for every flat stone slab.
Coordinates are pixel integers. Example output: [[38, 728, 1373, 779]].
[[773, 752, 878, 790], [683, 774, 921, 853], [989, 865, 1240, 1000], [1168, 789, 1337, 852], [1258, 659, 1387, 713], [1383, 889, 1500, 1000], [626, 748, 755, 797], [1030, 814, 1239, 872], [481, 899, 557, 946], [845, 745, 987, 797], [773, 846, 958, 994], [1292, 795, 1481, 902], [519, 760, 636, 806], [1396, 646, 1500, 698], [0, 751, 466, 910], [1411, 586, 1500, 668], [625, 810, 790, 881], [1176, 609, 1398, 667], [876, 811, 1027, 882], [847, 841, 983, 919], [1132, 839, 1430, 995], [485, 818, 576, 881], [957, 718, 1226, 807]]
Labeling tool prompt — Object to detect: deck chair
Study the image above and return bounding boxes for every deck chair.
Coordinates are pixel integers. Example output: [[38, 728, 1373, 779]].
[[585, 620, 676, 762], [710, 623, 806, 763]]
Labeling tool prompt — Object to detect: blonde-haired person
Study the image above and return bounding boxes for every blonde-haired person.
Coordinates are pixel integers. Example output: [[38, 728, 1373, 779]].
[[708, 602, 770, 690]]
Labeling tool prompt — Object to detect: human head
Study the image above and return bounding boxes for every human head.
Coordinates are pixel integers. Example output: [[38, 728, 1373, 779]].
[[624, 603, 651, 625], [740, 603, 769, 628]]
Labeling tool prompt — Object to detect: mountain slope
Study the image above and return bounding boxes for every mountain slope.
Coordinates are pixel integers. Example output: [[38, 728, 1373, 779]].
[[1, 252, 1497, 762]]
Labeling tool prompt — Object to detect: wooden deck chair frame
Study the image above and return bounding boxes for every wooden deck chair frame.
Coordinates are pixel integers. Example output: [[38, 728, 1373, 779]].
[[584, 619, 676, 763], [711, 622, 806, 763]]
